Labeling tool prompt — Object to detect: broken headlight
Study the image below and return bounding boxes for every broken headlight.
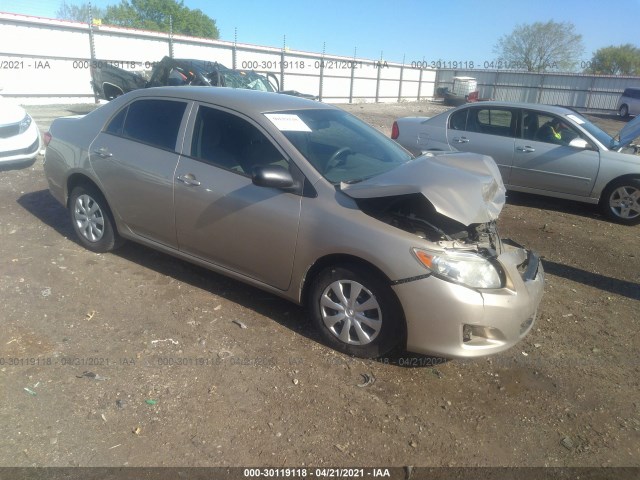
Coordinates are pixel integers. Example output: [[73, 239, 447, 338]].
[[412, 248, 504, 289]]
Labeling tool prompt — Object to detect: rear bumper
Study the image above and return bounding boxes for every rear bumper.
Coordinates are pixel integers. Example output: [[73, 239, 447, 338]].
[[393, 244, 544, 359]]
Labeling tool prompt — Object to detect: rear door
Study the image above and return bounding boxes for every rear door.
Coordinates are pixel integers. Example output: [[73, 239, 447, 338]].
[[445, 106, 516, 183], [90, 98, 189, 247], [173, 104, 302, 290]]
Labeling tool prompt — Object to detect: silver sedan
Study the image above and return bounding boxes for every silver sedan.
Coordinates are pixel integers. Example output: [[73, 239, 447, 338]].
[[392, 102, 640, 225], [44, 88, 543, 359]]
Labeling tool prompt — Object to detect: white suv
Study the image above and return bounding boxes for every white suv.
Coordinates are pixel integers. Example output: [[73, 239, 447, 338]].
[[617, 87, 640, 117]]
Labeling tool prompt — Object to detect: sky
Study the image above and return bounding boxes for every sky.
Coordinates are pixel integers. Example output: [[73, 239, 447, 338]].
[[2, 0, 639, 65]]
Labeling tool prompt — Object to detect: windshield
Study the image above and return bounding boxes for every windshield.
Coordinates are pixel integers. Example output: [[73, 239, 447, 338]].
[[266, 109, 413, 183], [222, 71, 275, 92], [564, 111, 616, 149]]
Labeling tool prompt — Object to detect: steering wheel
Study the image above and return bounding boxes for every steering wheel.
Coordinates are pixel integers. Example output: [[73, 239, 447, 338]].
[[324, 147, 353, 173]]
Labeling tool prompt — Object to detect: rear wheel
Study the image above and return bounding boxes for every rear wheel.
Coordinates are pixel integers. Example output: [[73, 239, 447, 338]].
[[619, 104, 629, 118], [69, 185, 123, 252], [309, 264, 405, 358], [600, 178, 640, 225]]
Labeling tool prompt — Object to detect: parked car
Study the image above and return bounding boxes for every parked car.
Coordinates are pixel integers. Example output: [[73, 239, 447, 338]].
[[0, 94, 42, 167], [617, 87, 640, 118], [90, 56, 315, 101], [392, 101, 640, 225], [44, 88, 543, 359]]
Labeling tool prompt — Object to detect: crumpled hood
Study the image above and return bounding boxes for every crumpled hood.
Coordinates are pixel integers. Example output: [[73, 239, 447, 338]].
[[618, 114, 640, 149], [340, 152, 506, 226]]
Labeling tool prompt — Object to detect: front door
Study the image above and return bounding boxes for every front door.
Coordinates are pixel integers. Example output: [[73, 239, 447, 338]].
[[173, 104, 302, 290]]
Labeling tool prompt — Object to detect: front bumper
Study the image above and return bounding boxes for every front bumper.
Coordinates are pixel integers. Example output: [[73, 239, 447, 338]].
[[393, 243, 544, 359], [0, 121, 42, 164]]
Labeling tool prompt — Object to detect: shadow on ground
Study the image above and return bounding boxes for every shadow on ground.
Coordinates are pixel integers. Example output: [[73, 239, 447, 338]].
[[17, 189, 445, 367]]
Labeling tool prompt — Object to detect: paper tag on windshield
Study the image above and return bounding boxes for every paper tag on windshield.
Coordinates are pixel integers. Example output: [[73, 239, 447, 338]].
[[265, 113, 311, 132]]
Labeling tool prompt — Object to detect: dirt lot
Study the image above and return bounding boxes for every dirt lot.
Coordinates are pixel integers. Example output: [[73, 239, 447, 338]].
[[0, 100, 638, 470]]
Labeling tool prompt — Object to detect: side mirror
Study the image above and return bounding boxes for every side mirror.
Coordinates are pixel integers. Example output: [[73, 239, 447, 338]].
[[568, 138, 589, 149], [252, 165, 296, 189]]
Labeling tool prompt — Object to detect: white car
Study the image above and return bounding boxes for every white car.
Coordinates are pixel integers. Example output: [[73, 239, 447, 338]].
[[0, 96, 42, 166]]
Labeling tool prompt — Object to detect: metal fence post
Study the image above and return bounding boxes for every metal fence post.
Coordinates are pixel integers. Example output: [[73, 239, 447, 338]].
[[537, 74, 545, 103], [397, 54, 404, 102], [375, 52, 382, 103], [232, 27, 237, 70], [349, 47, 356, 104], [168, 15, 174, 58], [586, 75, 596, 110], [417, 68, 423, 101], [492, 70, 499, 100], [280, 35, 286, 92], [318, 42, 325, 102], [88, 3, 98, 103]]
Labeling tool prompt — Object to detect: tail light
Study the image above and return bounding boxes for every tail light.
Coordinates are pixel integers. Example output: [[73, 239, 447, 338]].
[[43, 131, 52, 147], [391, 121, 399, 139]]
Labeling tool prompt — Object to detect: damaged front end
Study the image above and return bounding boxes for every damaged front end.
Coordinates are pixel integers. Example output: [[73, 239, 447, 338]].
[[342, 152, 507, 288], [337, 152, 543, 357], [354, 192, 505, 289]]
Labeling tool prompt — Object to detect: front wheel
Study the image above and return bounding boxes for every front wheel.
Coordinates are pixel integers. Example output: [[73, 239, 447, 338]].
[[309, 264, 405, 358], [600, 178, 640, 225], [69, 185, 123, 252], [619, 104, 629, 118]]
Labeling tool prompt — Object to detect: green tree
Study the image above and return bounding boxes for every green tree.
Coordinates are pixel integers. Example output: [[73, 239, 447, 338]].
[[494, 21, 584, 72], [103, 0, 219, 39], [585, 44, 640, 75], [56, 1, 105, 23]]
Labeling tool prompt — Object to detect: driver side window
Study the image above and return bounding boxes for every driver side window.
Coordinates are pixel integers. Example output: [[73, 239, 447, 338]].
[[528, 112, 580, 146], [190, 106, 288, 175]]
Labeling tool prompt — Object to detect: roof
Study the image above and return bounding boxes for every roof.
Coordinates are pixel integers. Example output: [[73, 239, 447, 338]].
[[456, 101, 579, 116], [125, 86, 328, 114]]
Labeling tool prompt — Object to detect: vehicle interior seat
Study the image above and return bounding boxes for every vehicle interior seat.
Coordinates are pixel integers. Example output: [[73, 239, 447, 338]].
[[240, 135, 289, 174], [523, 113, 538, 140], [193, 120, 242, 172]]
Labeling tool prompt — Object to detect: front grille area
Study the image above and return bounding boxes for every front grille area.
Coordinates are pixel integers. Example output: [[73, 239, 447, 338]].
[[0, 137, 39, 159], [0, 123, 20, 139]]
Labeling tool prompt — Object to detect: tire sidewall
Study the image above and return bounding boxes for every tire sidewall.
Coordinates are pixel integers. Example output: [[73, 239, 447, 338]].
[[309, 264, 405, 358], [69, 185, 119, 252], [601, 178, 640, 225], [619, 104, 629, 118]]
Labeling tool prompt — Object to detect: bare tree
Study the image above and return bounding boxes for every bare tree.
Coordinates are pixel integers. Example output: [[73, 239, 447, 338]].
[[494, 21, 584, 72]]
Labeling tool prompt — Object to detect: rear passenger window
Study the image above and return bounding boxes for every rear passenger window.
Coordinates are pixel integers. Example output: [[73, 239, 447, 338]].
[[449, 109, 468, 130], [121, 99, 187, 151], [467, 108, 514, 138], [105, 107, 127, 135]]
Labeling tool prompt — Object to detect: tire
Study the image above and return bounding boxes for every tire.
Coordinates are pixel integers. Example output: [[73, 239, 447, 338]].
[[619, 104, 629, 118], [308, 264, 405, 358], [600, 178, 640, 225], [69, 185, 123, 252]]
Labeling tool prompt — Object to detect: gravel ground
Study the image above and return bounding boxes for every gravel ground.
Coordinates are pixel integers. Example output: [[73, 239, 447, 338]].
[[0, 100, 638, 469]]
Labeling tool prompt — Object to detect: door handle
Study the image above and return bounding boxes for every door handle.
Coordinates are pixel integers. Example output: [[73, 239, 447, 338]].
[[452, 137, 469, 144], [176, 174, 201, 187], [92, 147, 112, 158], [516, 146, 535, 153]]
